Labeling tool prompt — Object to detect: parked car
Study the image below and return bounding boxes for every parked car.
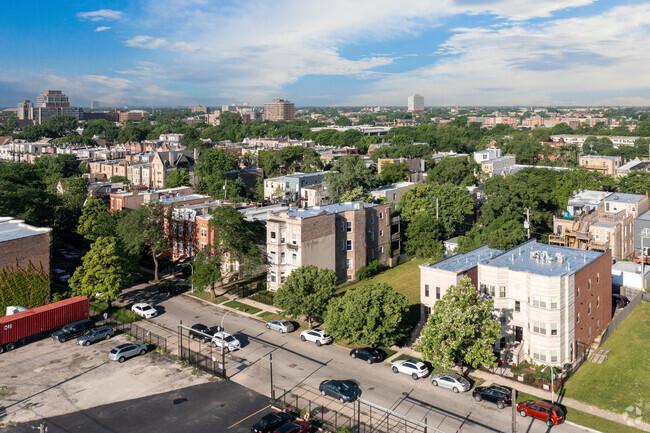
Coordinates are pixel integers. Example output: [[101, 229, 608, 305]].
[[158, 284, 180, 296], [319, 379, 361, 403], [251, 411, 295, 433], [131, 303, 157, 318], [189, 324, 212, 342], [51, 318, 95, 342], [76, 325, 113, 346], [517, 400, 565, 427], [133, 273, 144, 282], [391, 359, 429, 380], [430, 373, 471, 393], [52, 268, 71, 283], [211, 332, 241, 352], [299, 329, 332, 346], [109, 343, 147, 363], [266, 320, 294, 333], [472, 385, 513, 409], [612, 294, 630, 308], [349, 347, 383, 364], [273, 421, 312, 433]]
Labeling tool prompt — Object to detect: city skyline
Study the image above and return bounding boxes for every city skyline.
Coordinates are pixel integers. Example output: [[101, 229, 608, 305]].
[[2, 0, 650, 107]]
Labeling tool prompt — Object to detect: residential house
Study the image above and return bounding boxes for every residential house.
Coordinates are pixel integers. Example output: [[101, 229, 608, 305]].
[[150, 149, 198, 189], [263, 172, 327, 204], [578, 155, 621, 177], [370, 182, 415, 209]]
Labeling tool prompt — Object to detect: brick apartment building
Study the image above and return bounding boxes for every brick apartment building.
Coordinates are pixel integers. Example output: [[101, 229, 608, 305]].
[[0, 217, 52, 277], [578, 155, 622, 177], [265, 201, 399, 291], [263, 99, 295, 121], [109, 186, 196, 212]]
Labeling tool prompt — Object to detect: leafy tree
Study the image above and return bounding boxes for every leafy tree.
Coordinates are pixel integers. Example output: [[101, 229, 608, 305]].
[[59, 176, 89, 210], [52, 133, 97, 147], [164, 167, 191, 188], [194, 147, 239, 197], [403, 211, 445, 260], [0, 162, 59, 227], [191, 249, 222, 296], [325, 155, 379, 202], [417, 276, 500, 373], [274, 265, 337, 326], [617, 171, 650, 195], [78, 161, 90, 174], [380, 162, 411, 184], [334, 116, 351, 126], [0, 261, 50, 315], [427, 157, 478, 186], [110, 175, 130, 184], [258, 146, 323, 177], [325, 283, 409, 346], [44, 115, 79, 138], [34, 154, 78, 182], [207, 206, 263, 274], [117, 201, 169, 281], [69, 236, 132, 308], [77, 197, 117, 242], [339, 186, 372, 202]]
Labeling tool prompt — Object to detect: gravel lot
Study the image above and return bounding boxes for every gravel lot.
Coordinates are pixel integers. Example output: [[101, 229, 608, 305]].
[[0, 332, 210, 426]]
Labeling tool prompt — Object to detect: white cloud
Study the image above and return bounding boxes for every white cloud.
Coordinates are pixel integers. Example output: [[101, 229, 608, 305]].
[[126, 35, 169, 49], [77, 9, 124, 22], [94, 26, 111, 32]]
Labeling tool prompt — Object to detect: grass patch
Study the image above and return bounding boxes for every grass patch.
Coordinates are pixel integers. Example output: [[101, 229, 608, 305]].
[[191, 290, 228, 305], [258, 311, 280, 321], [248, 290, 274, 306], [468, 375, 485, 389], [90, 300, 141, 323], [0, 386, 16, 397], [223, 300, 261, 314], [515, 391, 645, 433], [339, 258, 426, 329], [561, 301, 650, 423]]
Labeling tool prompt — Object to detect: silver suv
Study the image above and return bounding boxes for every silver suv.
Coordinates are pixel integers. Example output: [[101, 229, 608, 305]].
[[76, 326, 114, 346]]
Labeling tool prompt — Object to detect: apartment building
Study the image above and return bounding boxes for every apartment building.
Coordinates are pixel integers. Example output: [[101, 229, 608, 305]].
[[0, 141, 50, 162], [0, 217, 52, 277], [265, 201, 397, 291], [407, 94, 424, 111], [109, 186, 195, 212], [370, 182, 415, 209], [263, 99, 295, 121], [550, 135, 639, 148], [473, 147, 517, 175], [150, 149, 198, 189], [263, 172, 327, 203], [579, 155, 622, 177]]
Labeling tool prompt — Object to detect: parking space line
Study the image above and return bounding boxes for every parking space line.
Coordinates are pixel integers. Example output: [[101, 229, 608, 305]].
[[228, 404, 271, 429]]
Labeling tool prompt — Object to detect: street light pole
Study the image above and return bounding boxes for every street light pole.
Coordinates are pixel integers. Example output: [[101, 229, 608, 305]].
[[189, 262, 194, 294], [219, 308, 238, 377], [543, 366, 555, 403]]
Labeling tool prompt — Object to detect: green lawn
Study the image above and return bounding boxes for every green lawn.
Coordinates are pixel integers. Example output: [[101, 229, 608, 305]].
[[90, 300, 142, 323], [561, 301, 650, 423], [339, 258, 426, 328], [223, 300, 261, 315], [516, 391, 645, 433], [191, 290, 228, 305]]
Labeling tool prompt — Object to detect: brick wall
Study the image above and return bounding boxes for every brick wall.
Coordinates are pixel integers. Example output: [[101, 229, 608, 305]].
[[0, 231, 51, 276], [573, 250, 612, 349]]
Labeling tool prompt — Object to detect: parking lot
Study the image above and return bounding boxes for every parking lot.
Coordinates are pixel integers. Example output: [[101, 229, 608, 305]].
[[0, 332, 210, 425]]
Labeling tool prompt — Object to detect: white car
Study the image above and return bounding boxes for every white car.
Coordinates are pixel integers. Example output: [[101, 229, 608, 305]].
[[300, 329, 332, 346], [52, 268, 71, 282], [210, 332, 241, 353], [131, 303, 157, 319], [391, 359, 429, 380]]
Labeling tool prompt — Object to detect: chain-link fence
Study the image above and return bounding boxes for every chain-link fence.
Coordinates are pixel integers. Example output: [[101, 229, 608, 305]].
[[108, 320, 168, 352], [179, 346, 226, 378]]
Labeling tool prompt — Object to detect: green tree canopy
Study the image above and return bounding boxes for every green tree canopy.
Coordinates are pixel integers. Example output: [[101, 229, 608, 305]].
[[77, 197, 117, 242], [191, 248, 222, 296], [325, 155, 379, 202], [69, 236, 132, 308], [325, 282, 409, 346], [207, 205, 263, 274], [403, 211, 445, 260], [417, 276, 500, 372], [617, 171, 650, 195], [274, 265, 337, 325], [194, 147, 239, 197], [380, 162, 411, 185], [164, 167, 191, 188], [110, 175, 130, 184], [427, 157, 478, 187], [0, 261, 50, 315]]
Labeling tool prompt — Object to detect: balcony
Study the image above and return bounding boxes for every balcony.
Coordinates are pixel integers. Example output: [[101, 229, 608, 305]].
[[390, 215, 401, 225], [286, 243, 299, 250], [548, 234, 566, 245], [391, 232, 401, 242], [590, 240, 610, 251]]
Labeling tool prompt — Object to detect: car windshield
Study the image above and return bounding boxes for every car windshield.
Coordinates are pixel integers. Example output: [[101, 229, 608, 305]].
[[142, 305, 154, 311], [224, 335, 235, 342], [280, 321, 290, 326], [110, 348, 119, 354], [336, 382, 352, 391], [257, 419, 267, 427]]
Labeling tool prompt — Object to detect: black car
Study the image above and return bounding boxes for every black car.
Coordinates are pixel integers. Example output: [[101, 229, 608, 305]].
[[52, 319, 95, 342], [472, 385, 512, 409], [350, 347, 383, 364], [319, 380, 361, 403], [158, 284, 180, 296], [250, 411, 294, 433], [612, 294, 630, 308], [189, 324, 212, 342]]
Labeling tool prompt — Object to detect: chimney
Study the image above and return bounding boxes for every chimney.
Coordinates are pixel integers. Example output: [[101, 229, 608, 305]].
[[193, 147, 199, 162]]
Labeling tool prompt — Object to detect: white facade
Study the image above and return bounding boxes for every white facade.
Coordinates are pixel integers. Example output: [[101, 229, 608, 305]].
[[408, 94, 424, 111]]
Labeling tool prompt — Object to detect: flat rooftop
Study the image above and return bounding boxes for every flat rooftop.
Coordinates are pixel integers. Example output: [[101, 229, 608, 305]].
[[279, 201, 378, 219], [422, 244, 504, 273], [604, 192, 644, 204], [159, 194, 211, 205], [371, 182, 415, 192], [0, 217, 51, 242], [483, 239, 605, 277], [568, 190, 612, 206]]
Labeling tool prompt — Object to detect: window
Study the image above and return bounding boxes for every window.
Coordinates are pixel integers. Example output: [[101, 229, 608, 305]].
[[280, 232, 286, 244], [425, 284, 430, 297], [292, 233, 297, 245], [489, 286, 495, 297], [551, 297, 558, 309], [595, 229, 600, 240], [597, 319, 600, 330], [346, 221, 352, 232], [597, 295, 600, 307], [515, 301, 520, 312], [551, 323, 558, 336], [200, 242, 207, 250], [533, 321, 546, 334], [370, 214, 374, 224], [588, 303, 591, 315], [268, 251, 276, 263], [500, 313, 506, 325], [380, 246, 384, 253], [291, 253, 297, 265], [370, 248, 375, 259], [588, 327, 591, 339], [436, 287, 441, 300], [346, 259, 352, 269], [201, 228, 207, 238], [596, 273, 599, 283], [270, 273, 276, 283], [179, 224, 183, 236], [499, 286, 506, 297], [550, 349, 558, 363], [533, 347, 546, 362], [270, 231, 276, 242], [577, 287, 580, 298], [368, 230, 375, 241], [533, 295, 546, 308], [346, 240, 352, 251], [280, 272, 285, 284], [280, 252, 285, 264], [340, 221, 345, 232], [380, 212, 384, 220], [577, 313, 580, 323], [379, 229, 384, 237], [605, 231, 610, 242], [588, 280, 591, 290]]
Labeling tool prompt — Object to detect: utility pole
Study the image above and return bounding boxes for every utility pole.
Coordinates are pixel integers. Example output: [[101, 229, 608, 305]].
[[524, 208, 530, 239], [511, 387, 517, 433]]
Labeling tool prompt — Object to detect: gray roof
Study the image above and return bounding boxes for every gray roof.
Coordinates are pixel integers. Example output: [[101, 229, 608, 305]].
[[159, 194, 210, 205], [371, 182, 415, 192], [422, 244, 504, 273], [604, 193, 645, 204], [482, 239, 605, 277], [581, 155, 621, 160], [239, 204, 289, 222], [568, 190, 612, 207], [280, 201, 378, 219], [637, 209, 650, 221], [0, 217, 51, 243]]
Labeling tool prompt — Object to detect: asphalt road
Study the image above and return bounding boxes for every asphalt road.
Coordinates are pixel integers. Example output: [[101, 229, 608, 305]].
[[2, 381, 273, 433], [119, 285, 593, 433]]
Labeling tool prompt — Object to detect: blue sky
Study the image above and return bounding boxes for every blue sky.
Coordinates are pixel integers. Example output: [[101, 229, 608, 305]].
[[1, 0, 650, 107]]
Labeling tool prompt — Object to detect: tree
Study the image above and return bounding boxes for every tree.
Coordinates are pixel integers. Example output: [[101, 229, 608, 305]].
[[194, 147, 239, 197], [417, 276, 500, 373], [274, 265, 337, 326], [403, 211, 445, 260], [44, 115, 78, 138], [207, 206, 263, 275], [0, 261, 50, 315], [164, 167, 191, 188], [77, 197, 117, 242], [59, 176, 89, 210], [427, 157, 478, 186], [69, 236, 132, 308], [325, 283, 409, 346], [192, 249, 222, 296], [117, 201, 169, 281], [380, 162, 411, 184], [78, 161, 90, 174], [110, 175, 130, 184], [325, 155, 379, 202], [617, 171, 650, 195]]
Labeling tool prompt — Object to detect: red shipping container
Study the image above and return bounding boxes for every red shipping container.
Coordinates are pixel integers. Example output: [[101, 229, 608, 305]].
[[0, 296, 89, 346]]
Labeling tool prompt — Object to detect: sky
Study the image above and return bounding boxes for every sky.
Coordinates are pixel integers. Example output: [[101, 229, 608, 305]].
[[1, 0, 650, 108]]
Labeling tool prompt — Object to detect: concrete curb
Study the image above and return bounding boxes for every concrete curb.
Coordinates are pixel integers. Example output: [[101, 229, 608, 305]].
[[565, 420, 603, 433]]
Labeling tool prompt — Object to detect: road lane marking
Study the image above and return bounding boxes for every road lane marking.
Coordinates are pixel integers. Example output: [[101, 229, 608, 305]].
[[228, 404, 271, 429]]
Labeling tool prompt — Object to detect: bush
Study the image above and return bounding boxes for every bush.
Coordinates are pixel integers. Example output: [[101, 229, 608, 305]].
[[355, 260, 385, 281], [523, 373, 536, 385]]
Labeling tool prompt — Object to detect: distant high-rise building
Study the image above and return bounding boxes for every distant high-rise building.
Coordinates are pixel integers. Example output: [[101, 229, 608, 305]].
[[263, 99, 295, 121], [91, 101, 100, 109], [36, 90, 70, 108], [33, 90, 81, 125], [17, 100, 33, 120], [191, 105, 209, 114], [408, 94, 424, 111]]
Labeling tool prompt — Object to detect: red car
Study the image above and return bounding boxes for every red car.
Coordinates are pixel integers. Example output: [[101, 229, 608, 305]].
[[517, 400, 565, 427], [273, 421, 312, 433]]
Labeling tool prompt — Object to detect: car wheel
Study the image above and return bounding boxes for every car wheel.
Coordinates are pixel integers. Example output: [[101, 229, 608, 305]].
[[105, 334, 111, 340], [340, 397, 345, 403], [453, 387, 459, 393], [300, 335, 306, 341], [497, 401, 505, 409], [224, 347, 230, 354], [211, 341, 217, 348], [351, 352, 356, 358], [392, 367, 399, 373], [519, 409, 527, 417], [321, 390, 326, 396], [0, 345, 4, 354], [6, 342, 15, 351], [316, 340, 322, 347], [84, 341, 90, 346], [139, 349, 146, 356], [474, 394, 482, 402], [367, 359, 373, 364], [412, 373, 419, 380], [280, 329, 284, 334], [546, 419, 553, 427], [119, 356, 125, 363], [431, 380, 438, 386], [266, 324, 270, 329]]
